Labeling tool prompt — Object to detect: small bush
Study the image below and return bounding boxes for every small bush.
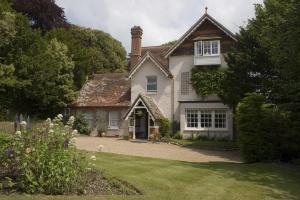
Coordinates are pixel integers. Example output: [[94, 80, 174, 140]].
[[74, 114, 90, 135], [0, 115, 96, 194], [173, 131, 183, 140], [160, 118, 170, 137], [236, 93, 289, 163]]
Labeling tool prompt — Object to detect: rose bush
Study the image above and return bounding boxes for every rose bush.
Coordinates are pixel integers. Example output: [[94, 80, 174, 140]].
[[0, 115, 96, 194]]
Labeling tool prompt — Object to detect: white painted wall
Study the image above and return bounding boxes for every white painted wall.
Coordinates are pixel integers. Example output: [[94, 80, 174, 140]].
[[131, 59, 172, 120], [169, 54, 228, 122]]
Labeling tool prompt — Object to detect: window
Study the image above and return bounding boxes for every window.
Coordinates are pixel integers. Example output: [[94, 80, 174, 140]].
[[200, 110, 212, 128], [186, 109, 227, 130], [215, 110, 227, 128], [109, 111, 119, 129], [181, 72, 190, 95], [186, 110, 198, 128], [147, 76, 157, 92], [194, 40, 220, 56]]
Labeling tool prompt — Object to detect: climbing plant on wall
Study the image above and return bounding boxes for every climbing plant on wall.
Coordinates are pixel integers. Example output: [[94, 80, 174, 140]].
[[191, 66, 225, 97]]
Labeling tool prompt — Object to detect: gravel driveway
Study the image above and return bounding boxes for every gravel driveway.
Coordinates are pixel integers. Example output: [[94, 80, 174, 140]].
[[76, 136, 241, 163]]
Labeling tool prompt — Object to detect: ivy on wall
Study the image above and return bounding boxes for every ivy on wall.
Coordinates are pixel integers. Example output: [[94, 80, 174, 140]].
[[191, 65, 225, 97]]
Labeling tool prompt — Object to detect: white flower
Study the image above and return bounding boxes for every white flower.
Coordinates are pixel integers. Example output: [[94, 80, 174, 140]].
[[90, 155, 96, 161], [26, 148, 32, 154], [49, 123, 54, 128], [70, 138, 77, 144], [49, 129, 54, 134], [69, 116, 75, 122], [57, 114, 63, 119], [20, 121, 27, 127], [15, 131, 22, 137], [72, 129, 78, 136], [46, 118, 51, 123]]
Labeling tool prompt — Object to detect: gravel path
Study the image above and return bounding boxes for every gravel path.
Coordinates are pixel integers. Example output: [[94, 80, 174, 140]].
[[76, 136, 241, 163]]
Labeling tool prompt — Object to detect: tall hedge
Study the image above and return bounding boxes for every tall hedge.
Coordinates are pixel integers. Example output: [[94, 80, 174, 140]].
[[236, 93, 289, 162]]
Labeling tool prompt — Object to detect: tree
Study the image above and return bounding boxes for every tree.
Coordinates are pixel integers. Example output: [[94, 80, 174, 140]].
[[12, 0, 68, 34], [47, 26, 127, 89]]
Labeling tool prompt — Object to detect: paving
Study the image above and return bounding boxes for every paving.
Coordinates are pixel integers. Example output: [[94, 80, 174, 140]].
[[76, 136, 241, 163]]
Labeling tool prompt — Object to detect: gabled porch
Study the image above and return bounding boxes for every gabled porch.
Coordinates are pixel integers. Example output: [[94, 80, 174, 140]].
[[124, 94, 164, 140]]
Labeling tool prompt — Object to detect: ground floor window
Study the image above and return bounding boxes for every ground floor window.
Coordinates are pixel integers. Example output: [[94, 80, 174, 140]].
[[185, 109, 227, 130], [109, 111, 119, 129]]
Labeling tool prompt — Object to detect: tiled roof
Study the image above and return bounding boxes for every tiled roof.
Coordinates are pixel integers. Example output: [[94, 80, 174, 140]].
[[140, 94, 164, 120], [141, 45, 171, 68], [124, 94, 165, 120], [71, 73, 131, 107]]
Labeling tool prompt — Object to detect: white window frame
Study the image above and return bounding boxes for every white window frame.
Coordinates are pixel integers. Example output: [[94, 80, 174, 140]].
[[185, 109, 228, 131], [194, 40, 220, 57], [146, 76, 157, 93], [109, 111, 119, 130]]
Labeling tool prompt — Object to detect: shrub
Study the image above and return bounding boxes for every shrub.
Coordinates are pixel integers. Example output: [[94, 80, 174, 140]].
[[160, 118, 170, 137], [173, 131, 183, 140], [236, 93, 289, 162], [0, 115, 96, 194], [74, 113, 90, 135]]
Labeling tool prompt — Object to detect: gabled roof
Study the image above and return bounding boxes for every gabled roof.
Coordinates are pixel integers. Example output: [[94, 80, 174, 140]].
[[128, 51, 173, 79], [124, 94, 165, 120], [165, 13, 237, 58], [71, 73, 131, 107]]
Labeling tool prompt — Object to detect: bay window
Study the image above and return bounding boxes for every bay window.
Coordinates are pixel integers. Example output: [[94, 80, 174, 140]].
[[186, 109, 227, 130]]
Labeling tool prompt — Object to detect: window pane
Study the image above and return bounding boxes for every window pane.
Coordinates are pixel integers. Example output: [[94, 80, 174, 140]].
[[212, 41, 219, 55], [109, 111, 119, 128], [200, 110, 212, 128], [181, 72, 190, 95], [147, 76, 157, 92], [186, 110, 198, 128], [203, 41, 211, 55], [197, 41, 202, 55], [215, 110, 226, 128]]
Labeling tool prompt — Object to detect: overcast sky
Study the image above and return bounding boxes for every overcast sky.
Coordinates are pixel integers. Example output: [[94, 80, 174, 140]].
[[56, 0, 263, 53]]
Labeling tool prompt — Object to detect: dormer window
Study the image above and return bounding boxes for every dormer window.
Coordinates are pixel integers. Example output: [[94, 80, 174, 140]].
[[195, 40, 220, 56]]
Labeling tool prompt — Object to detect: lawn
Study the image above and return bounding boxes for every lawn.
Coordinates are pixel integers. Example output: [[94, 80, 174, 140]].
[[174, 139, 239, 150], [1, 152, 300, 200]]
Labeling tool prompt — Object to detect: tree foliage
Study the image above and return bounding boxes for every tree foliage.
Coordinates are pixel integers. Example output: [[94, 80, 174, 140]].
[[191, 66, 225, 97], [47, 26, 127, 89], [12, 0, 69, 33]]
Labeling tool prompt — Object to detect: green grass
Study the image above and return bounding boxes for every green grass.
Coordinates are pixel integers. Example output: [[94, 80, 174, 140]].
[[174, 139, 239, 150], [1, 152, 300, 200]]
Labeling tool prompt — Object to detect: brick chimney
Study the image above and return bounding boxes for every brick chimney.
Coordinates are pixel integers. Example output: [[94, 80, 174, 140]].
[[130, 26, 143, 69]]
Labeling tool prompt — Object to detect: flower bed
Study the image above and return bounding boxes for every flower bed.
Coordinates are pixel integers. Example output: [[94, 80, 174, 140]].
[[0, 115, 140, 196]]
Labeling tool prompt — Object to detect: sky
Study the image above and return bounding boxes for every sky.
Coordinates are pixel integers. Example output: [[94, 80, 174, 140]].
[[56, 0, 264, 53]]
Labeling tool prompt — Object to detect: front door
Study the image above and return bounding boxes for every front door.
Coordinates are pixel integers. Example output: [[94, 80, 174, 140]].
[[135, 109, 148, 139]]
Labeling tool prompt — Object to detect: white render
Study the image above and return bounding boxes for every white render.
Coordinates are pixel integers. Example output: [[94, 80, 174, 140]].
[[130, 59, 172, 121]]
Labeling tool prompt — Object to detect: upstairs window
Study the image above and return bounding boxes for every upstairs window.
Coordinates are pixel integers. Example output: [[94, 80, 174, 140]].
[[147, 76, 157, 92], [195, 40, 220, 56]]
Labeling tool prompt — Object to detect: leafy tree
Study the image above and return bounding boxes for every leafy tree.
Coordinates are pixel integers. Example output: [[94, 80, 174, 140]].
[[12, 0, 68, 34], [47, 26, 127, 89]]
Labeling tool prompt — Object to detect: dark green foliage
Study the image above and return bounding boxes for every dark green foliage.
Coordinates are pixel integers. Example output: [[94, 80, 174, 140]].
[[191, 66, 225, 97], [173, 131, 183, 140], [47, 26, 127, 89], [12, 0, 69, 34], [236, 93, 290, 162], [74, 114, 90, 135], [160, 118, 170, 137]]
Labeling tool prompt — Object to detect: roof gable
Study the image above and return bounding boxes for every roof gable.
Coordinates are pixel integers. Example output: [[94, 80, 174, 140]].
[[165, 13, 237, 58], [128, 51, 172, 79]]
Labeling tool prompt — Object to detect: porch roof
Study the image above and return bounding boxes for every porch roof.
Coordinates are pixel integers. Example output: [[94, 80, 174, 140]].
[[124, 94, 165, 120]]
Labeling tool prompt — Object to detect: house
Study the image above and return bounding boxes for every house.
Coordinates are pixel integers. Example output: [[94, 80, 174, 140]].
[[72, 9, 237, 140], [70, 73, 131, 137]]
